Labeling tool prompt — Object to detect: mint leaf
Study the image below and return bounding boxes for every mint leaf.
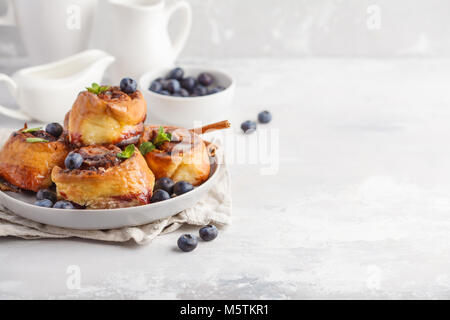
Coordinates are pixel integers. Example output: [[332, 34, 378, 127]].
[[117, 144, 135, 159], [22, 127, 42, 133], [153, 126, 171, 147], [86, 83, 110, 95], [26, 137, 49, 143], [139, 142, 155, 156]]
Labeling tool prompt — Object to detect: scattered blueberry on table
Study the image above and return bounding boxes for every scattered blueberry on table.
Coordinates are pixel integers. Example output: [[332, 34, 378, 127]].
[[35, 199, 53, 208], [241, 120, 257, 134], [65, 152, 84, 170], [53, 201, 75, 209], [258, 111, 272, 124], [177, 234, 198, 252], [199, 225, 219, 241], [154, 177, 175, 194], [151, 189, 171, 203], [173, 181, 194, 196], [45, 123, 63, 138], [36, 189, 57, 203], [120, 77, 137, 94], [149, 67, 225, 97]]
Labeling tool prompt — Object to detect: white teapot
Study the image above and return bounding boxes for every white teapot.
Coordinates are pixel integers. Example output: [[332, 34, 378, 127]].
[[93, 0, 192, 82]]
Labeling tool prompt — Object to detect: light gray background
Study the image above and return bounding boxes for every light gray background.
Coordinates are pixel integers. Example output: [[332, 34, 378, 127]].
[[1, 0, 450, 61]]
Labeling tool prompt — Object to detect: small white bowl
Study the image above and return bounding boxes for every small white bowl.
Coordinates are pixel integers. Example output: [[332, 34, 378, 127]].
[[139, 66, 235, 128]]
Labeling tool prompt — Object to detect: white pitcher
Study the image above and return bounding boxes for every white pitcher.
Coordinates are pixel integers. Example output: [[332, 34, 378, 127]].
[[0, 50, 115, 123], [95, 0, 192, 82], [0, 0, 98, 65]]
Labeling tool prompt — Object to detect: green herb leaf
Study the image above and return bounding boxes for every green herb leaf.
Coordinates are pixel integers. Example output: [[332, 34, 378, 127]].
[[139, 142, 155, 156], [86, 83, 110, 95], [22, 127, 42, 133], [117, 144, 135, 159], [153, 126, 171, 147], [26, 137, 49, 143]]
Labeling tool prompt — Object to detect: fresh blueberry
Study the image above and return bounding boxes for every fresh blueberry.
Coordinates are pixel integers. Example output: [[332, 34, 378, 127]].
[[207, 86, 225, 95], [45, 123, 63, 138], [151, 189, 171, 203], [154, 77, 164, 83], [120, 77, 137, 94], [160, 90, 171, 96], [154, 177, 175, 194], [179, 88, 189, 97], [199, 225, 219, 241], [181, 77, 197, 92], [258, 111, 272, 124], [167, 67, 184, 81], [192, 85, 207, 96], [173, 181, 194, 196], [36, 189, 57, 203], [35, 199, 53, 208], [177, 234, 198, 252], [53, 201, 75, 209], [165, 79, 180, 93], [149, 80, 162, 93], [197, 73, 214, 86], [241, 120, 257, 134], [65, 152, 84, 170]]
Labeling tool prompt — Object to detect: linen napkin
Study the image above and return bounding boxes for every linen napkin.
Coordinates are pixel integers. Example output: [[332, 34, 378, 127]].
[[0, 128, 231, 245]]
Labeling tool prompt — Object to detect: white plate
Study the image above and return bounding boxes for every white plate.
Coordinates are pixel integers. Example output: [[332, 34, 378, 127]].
[[0, 157, 220, 230]]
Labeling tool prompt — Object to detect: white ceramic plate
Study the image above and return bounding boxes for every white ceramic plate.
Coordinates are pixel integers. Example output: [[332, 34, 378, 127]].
[[0, 157, 220, 230]]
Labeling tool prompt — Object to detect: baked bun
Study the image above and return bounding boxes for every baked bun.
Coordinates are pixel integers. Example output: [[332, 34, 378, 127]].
[[51, 145, 155, 209], [66, 86, 147, 147], [0, 127, 69, 192], [138, 125, 210, 186]]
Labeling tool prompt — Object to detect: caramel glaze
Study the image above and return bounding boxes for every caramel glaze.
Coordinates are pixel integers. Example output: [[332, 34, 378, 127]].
[[66, 86, 147, 147], [139, 125, 211, 186], [0, 129, 69, 192], [51, 145, 155, 209]]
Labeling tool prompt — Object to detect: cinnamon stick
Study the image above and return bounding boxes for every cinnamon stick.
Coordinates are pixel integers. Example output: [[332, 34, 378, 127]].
[[190, 120, 231, 135]]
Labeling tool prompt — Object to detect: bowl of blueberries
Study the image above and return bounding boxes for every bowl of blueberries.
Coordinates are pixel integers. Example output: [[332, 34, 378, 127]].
[[140, 66, 234, 128]]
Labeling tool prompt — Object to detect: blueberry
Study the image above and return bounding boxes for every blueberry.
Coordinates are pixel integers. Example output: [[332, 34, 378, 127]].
[[36, 189, 57, 203], [120, 77, 137, 94], [241, 120, 257, 134], [258, 111, 272, 124], [160, 90, 170, 96], [151, 189, 171, 203], [53, 201, 75, 209], [167, 67, 184, 81], [165, 79, 180, 93], [177, 234, 198, 252], [154, 77, 164, 83], [154, 177, 175, 194], [207, 86, 225, 95], [181, 77, 197, 92], [179, 88, 189, 97], [149, 80, 162, 93], [35, 199, 53, 208], [197, 73, 214, 86], [192, 85, 207, 96], [65, 152, 84, 170], [45, 123, 63, 138], [199, 225, 219, 241], [173, 181, 194, 196]]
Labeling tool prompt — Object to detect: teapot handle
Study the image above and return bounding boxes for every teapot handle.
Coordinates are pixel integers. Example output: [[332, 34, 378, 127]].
[[0, 0, 15, 26], [165, 0, 192, 59], [0, 74, 31, 121]]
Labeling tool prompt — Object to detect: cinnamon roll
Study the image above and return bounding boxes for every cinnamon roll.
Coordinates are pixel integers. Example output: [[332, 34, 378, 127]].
[[0, 126, 69, 192], [138, 125, 210, 186], [65, 86, 147, 147], [51, 145, 155, 209]]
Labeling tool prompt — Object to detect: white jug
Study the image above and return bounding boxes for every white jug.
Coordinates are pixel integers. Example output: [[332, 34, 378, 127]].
[[0, 50, 115, 123], [0, 0, 98, 65], [95, 0, 192, 82]]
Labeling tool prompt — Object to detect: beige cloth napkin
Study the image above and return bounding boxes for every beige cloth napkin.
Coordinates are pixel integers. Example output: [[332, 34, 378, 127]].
[[0, 129, 231, 245]]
